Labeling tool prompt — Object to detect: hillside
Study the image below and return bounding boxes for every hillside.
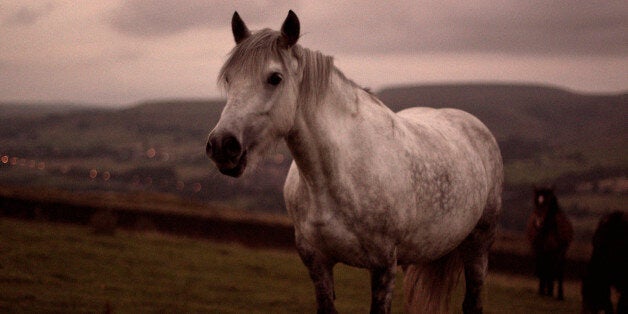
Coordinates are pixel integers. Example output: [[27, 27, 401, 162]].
[[0, 84, 626, 235], [378, 84, 627, 159], [0, 102, 96, 118]]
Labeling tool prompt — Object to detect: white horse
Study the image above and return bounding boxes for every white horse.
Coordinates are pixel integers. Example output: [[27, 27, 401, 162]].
[[207, 11, 503, 314]]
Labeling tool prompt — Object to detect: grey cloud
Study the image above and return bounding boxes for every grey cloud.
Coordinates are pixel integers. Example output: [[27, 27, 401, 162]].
[[3, 3, 55, 27], [105, 1, 627, 56], [303, 1, 628, 57], [106, 0, 295, 37]]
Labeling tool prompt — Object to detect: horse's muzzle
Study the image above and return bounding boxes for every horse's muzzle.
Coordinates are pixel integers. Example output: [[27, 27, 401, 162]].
[[206, 133, 247, 177]]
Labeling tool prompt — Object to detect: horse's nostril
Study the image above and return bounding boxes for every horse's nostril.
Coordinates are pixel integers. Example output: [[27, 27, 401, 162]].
[[205, 141, 212, 156], [223, 136, 242, 158]]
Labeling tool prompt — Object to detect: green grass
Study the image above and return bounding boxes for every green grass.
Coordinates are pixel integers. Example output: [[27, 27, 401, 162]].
[[562, 193, 628, 213], [504, 156, 593, 186], [1, 218, 582, 313]]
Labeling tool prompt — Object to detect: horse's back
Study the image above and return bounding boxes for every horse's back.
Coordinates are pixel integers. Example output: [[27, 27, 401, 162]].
[[397, 107, 499, 158]]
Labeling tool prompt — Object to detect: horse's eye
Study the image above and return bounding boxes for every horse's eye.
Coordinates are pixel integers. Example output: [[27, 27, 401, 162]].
[[267, 72, 282, 86]]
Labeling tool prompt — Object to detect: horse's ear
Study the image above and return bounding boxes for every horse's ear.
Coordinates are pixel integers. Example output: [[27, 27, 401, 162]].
[[232, 11, 250, 44], [280, 10, 300, 47]]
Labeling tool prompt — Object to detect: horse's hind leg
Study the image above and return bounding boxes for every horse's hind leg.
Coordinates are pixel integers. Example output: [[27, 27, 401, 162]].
[[459, 190, 501, 314], [555, 269, 564, 300], [461, 241, 489, 313], [548, 277, 555, 297], [369, 257, 397, 314], [460, 221, 496, 314], [539, 274, 547, 295]]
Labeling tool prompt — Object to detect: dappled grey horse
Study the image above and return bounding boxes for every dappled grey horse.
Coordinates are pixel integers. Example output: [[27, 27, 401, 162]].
[[206, 11, 503, 314]]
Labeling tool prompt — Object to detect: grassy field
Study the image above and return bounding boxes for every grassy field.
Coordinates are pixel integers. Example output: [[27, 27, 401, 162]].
[[1, 218, 583, 313]]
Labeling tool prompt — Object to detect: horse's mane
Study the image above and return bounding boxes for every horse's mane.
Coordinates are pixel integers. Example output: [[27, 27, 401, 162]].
[[218, 28, 337, 107]]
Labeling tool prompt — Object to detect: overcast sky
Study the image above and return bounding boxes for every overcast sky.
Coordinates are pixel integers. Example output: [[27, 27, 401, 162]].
[[1, 1, 627, 106]]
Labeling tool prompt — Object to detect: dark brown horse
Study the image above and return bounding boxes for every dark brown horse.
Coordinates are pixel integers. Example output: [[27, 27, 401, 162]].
[[526, 187, 573, 300], [582, 211, 628, 314]]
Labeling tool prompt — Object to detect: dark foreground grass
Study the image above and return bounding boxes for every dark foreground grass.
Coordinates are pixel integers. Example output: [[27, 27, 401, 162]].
[[1, 218, 581, 313]]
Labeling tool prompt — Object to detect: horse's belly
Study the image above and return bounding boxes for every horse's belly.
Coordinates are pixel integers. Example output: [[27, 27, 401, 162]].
[[295, 209, 476, 267], [294, 199, 483, 267], [296, 215, 398, 268], [288, 194, 484, 267]]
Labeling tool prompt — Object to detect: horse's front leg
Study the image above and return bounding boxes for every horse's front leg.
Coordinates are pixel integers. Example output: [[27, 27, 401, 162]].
[[556, 274, 564, 300], [296, 236, 337, 314], [556, 254, 566, 300]]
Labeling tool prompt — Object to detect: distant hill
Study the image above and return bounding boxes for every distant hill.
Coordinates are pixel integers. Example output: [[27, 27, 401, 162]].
[[1, 84, 626, 234], [0, 102, 97, 118], [119, 99, 225, 133], [2, 83, 625, 170], [378, 84, 627, 144], [3, 84, 624, 150]]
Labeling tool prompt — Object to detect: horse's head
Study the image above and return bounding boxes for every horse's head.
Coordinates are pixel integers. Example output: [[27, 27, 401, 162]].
[[532, 186, 558, 227], [206, 11, 302, 177]]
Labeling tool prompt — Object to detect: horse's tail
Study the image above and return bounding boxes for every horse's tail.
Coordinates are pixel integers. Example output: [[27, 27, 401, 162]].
[[403, 251, 463, 314]]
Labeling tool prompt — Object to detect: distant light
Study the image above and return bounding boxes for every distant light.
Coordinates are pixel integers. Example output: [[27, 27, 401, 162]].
[[176, 181, 185, 191], [102, 171, 111, 181], [37, 162, 45, 170], [1, 155, 8, 164], [146, 148, 156, 158], [161, 152, 170, 161], [89, 169, 98, 179]]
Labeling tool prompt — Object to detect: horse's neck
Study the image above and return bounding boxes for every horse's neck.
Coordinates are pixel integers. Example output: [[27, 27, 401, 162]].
[[285, 70, 393, 187]]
